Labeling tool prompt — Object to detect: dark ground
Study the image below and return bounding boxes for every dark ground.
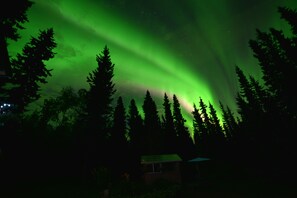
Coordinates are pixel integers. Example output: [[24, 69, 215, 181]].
[[1, 160, 296, 198]]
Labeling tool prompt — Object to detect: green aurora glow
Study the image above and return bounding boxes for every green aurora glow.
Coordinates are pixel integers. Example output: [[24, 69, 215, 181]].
[[7, 0, 297, 132]]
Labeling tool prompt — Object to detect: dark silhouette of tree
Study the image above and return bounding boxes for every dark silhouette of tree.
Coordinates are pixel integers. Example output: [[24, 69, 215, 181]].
[[127, 99, 143, 150], [7, 28, 56, 113], [0, 0, 33, 78], [249, 15, 297, 122], [109, 96, 129, 179], [0, 86, 88, 183], [112, 96, 127, 144], [127, 98, 143, 180], [161, 93, 177, 154], [172, 94, 195, 160], [235, 66, 263, 124], [86, 45, 116, 135], [197, 97, 213, 156], [219, 101, 238, 141], [192, 103, 207, 156], [196, 98, 224, 157], [279, 7, 297, 34], [232, 6, 297, 177], [248, 76, 270, 114], [208, 102, 226, 157], [235, 65, 273, 171], [235, 66, 276, 155], [83, 45, 116, 180], [0, 2, 61, 185], [198, 98, 211, 131], [250, 7, 297, 121], [193, 98, 227, 158], [142, 90, 163, 154], [39, 86, 86, 130], [208, 103, 223, 137], [38, 86, 88, 178]]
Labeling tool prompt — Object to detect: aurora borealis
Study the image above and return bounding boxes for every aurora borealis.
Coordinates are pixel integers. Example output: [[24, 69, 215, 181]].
[[7, 0, 297, 130]]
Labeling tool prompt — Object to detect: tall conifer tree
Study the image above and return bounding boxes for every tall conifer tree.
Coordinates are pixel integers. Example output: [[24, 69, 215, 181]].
[[173, 94, 194, 160], [162, 93, 177, 153], [142, 90, 162, 154], [110, 96, 128, 178], [84, 45, 116, 177], [86, 45, 116, 136], [208, 102, 226, 157], [9, 28, 56, 113], [127, 99, 143, 150], [233, 7, 297, 176], [127, 99, 143, 179], [192, 104, 207, 156]]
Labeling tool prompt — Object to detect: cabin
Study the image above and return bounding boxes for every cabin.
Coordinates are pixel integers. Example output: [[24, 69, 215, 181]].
[[140, 154, 182, 184]]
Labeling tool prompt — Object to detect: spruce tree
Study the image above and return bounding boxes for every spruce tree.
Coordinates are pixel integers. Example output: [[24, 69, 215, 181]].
[[84, 45, 116, 178], [127, 98, 143, 180], [233, 6, 297, 176], [86, 45, 116, 136], [142, 90, 162, 154], [249, 6, 297, 124], [198, 97, 211, 132], [208, 102, 223, 137], [235, 66, 262, 121], [173, 94, 195, 160], [219, 101, 237, 140], [197, 98, 213, 156], [112, 96, 127, 144], [110, 96, 128, 178], [162, 93, 177, 154], [127, 99, 143, 150], [9, 28, 57, 113], [0, 0, 34, 78], [208, 102, 226, 157], [192, 104, 207, 156]]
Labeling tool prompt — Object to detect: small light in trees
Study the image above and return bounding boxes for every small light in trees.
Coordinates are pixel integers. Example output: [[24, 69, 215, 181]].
[[0, 103, 13, 114]]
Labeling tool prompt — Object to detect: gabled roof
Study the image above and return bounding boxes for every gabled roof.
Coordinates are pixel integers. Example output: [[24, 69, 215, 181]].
[[141, 154, 182, 164], [188, 157, 210, 162]]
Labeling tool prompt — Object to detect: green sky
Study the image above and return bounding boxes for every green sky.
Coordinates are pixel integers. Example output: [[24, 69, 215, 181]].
[[7, 0, 297, 132]]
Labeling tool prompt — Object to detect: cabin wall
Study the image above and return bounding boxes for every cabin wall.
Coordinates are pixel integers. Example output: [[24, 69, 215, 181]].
[[142, 162, 181, 184]]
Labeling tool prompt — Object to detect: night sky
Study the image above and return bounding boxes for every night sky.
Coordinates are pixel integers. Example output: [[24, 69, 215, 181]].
[[7, 0, 297, 129]]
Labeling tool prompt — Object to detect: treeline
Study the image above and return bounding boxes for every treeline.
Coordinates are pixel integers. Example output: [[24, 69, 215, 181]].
[[1, 0, 296, 186]]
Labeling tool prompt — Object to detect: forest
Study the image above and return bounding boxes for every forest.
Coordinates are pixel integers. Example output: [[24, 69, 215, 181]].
[[1, 1, 296, 197]]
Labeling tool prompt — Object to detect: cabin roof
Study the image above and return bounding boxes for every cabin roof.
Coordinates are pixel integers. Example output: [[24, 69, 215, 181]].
[[141, 154, 182, 164], [188, 157, 210, 162]]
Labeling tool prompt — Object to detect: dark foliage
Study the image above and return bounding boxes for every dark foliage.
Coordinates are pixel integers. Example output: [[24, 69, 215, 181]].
[[86, 45, 116, 134], [142, 90, 163, 154], [161, 93, 178, 154], [234, 6, 297, 178], [109, 96, 129, 179], [0, 0, 34, 77], [126, 99, 143, 180], [172, 94, 195, 161], [8, 28, 56, 113], [82, 45, 117, 183]]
